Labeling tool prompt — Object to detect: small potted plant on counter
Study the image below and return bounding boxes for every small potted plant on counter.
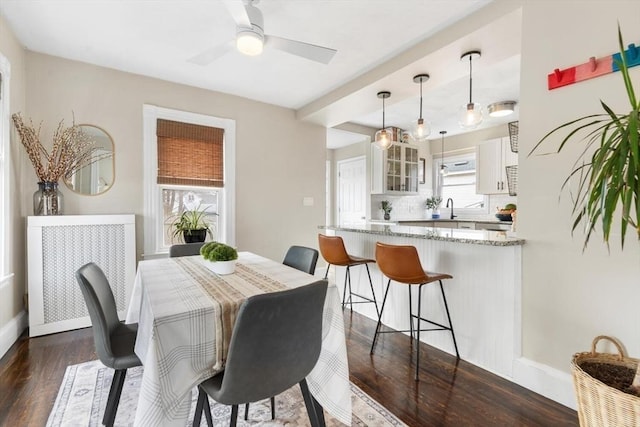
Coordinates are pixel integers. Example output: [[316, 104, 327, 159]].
[[381, 200, 393, 220], [425, 196, 442, 219], [200, 241, 238, 275]]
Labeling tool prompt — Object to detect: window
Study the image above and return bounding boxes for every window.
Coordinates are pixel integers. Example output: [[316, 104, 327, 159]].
[[143, 106, 236, 257], [0, 53, 10, 279], [433, 151, 487, 213], [156, 119, 224, 247]]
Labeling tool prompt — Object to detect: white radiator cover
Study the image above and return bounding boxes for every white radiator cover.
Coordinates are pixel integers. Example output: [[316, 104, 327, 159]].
[[27, 215, 136, 337]]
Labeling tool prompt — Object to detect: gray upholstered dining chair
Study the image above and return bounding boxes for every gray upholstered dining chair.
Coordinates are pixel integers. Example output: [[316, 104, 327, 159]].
[[192, 280, 328, 427], [75, 262, 142, 427], [242, 244, 321, 421], [282, 245, 319, 275], [169, 242, 205, 257]]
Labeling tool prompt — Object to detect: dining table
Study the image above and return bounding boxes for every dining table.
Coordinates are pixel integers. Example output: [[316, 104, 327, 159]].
[[125, 251, 352, 426]]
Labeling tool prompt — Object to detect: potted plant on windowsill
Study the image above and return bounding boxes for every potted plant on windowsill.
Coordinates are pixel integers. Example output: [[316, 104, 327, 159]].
[[169, 205, 215, 243], [425, 196, 442, 219], [531, 27, 640, 426], [200, 241, 238, 275]]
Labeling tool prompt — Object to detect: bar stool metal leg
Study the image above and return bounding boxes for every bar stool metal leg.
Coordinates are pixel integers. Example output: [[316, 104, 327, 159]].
[[416, 284, 424, 381], [408, 286, 414, 341], [346, 266, 354, 311], [439, 280, 460, 359], [370, 279, 392, 354], [364, 264, 380, 317]]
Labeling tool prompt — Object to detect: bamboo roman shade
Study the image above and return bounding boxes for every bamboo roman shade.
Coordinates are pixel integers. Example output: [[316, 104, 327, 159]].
[[156, 119, 224, 187]]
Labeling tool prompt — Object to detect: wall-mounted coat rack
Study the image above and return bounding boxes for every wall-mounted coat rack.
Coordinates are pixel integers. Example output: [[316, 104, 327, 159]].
[[548, 42, 640, 90]]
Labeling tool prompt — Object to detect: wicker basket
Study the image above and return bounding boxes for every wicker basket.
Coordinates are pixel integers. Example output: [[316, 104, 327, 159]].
[[572, 336, 640, 426]]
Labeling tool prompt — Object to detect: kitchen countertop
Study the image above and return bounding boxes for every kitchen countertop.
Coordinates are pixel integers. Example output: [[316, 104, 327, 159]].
[[320, 223, 524, 246], [397, 218, 512, 225]]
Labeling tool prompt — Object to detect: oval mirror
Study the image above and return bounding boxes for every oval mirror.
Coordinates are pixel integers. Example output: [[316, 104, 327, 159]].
[[64, 125, 114, 195]]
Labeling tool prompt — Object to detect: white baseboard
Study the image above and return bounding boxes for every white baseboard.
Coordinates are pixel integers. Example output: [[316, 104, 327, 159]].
[[513, 357, 576, 410], [0, 310, 28, 359]]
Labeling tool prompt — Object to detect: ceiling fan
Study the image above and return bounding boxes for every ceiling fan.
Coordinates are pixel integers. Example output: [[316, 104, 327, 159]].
[[189, 0, 337, 65]]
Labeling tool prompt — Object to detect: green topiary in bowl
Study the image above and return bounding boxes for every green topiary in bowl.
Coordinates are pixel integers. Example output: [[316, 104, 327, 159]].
[[200, 241, 238, 262]]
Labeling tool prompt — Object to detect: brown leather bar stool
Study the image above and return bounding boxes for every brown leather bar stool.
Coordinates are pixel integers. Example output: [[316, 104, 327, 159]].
[[318, 234, 379, 316], [371, 241, 459, 381]]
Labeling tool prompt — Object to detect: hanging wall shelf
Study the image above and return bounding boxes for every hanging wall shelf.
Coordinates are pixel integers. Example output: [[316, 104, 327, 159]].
[[548, 42, 640, 90]]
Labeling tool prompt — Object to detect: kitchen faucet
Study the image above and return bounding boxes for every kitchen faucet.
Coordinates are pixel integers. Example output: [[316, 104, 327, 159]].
[[446, 198, 456, 219]]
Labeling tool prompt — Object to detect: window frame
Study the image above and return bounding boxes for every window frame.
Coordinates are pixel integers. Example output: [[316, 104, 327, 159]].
[[432, 150, 488, 216], [143, 105, 236, 257]]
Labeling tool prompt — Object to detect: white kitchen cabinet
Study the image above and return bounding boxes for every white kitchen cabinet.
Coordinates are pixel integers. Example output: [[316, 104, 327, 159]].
[[371, 142, 420, 194], [476, 137, 518, 194], [27, 214, 136, 337]]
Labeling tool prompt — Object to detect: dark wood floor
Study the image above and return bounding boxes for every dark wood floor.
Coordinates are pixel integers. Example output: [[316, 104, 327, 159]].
[[0, 312, 578, 426]]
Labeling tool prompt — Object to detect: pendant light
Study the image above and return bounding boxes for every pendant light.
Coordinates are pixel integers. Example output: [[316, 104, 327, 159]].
[[439, 130, 448, 175], [410, 74, 431, 142], [374, 91, 394, 150], [459, 50, 483, 130]]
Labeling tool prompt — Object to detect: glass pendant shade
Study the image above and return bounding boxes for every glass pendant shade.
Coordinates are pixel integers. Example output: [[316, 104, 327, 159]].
[[374, 128, 394, 150], [439, 130, 448, 175], [411, 73, 431, 142], [459, 50, 483, 130], [459, 102, 484, 129], [411, 118, 431, 142], [374, 91, 393, 150]]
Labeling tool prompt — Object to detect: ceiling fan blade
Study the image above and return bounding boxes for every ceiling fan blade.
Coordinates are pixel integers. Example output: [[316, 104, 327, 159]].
[[187, 42, 233, 66], [265, 35, 337, 64], [222, 0, 251, 28]]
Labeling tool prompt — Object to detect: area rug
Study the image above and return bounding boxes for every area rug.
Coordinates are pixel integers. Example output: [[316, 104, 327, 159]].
[[47, 360, 406, 426]]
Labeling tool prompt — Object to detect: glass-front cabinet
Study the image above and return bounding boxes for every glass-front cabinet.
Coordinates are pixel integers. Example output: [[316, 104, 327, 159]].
[[372, 142, 420, 194]]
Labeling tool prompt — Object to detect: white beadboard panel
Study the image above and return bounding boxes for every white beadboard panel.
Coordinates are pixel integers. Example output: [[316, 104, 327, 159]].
[[337, 230, 521, 379]]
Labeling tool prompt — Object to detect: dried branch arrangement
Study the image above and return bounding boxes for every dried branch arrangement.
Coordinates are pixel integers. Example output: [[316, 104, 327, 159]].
[[12, 113, 103, 182]]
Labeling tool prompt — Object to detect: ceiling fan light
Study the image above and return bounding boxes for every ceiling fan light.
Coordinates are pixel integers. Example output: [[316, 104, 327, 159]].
[[411, 118, 431, 142], [488, 101, 516, 117], [236, 30, 264, 56], [458, 102, 483, 130], [374, 128, 394, 150]]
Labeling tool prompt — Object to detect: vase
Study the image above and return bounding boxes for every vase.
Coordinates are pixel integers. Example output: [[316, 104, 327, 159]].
[[204, 259, 236, 275], [384, 212, 390, 220], [33, 181, 63, 215], [184, 229, 207, 243], [431, 208, 440, 219]]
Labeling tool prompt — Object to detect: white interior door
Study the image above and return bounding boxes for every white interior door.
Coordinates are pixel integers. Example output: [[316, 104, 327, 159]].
[[337, 156, 366, 226]]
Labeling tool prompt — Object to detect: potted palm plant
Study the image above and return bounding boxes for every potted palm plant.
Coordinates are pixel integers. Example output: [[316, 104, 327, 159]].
[[169, 205, 215, 243], [531, 27, 640, 425]]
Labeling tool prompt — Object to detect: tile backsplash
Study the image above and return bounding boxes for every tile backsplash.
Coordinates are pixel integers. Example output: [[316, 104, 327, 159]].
[[371, 193, 517, 221]]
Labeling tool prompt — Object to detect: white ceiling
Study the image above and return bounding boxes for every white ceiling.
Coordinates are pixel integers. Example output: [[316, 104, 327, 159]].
[[0, 0, 522, 148]]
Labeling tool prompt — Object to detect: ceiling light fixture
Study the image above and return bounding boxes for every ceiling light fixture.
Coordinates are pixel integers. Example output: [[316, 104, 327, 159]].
[[374, 91, 394, 150], [488, 101, 517, 117], [459, 50, 483, 130], [236, 28, 264, 56], [439, 130, 448, 175], [410, 74, 431, 142]]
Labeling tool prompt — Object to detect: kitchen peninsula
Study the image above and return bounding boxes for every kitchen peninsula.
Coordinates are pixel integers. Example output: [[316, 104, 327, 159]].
[[320, 223, 524, 381]]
